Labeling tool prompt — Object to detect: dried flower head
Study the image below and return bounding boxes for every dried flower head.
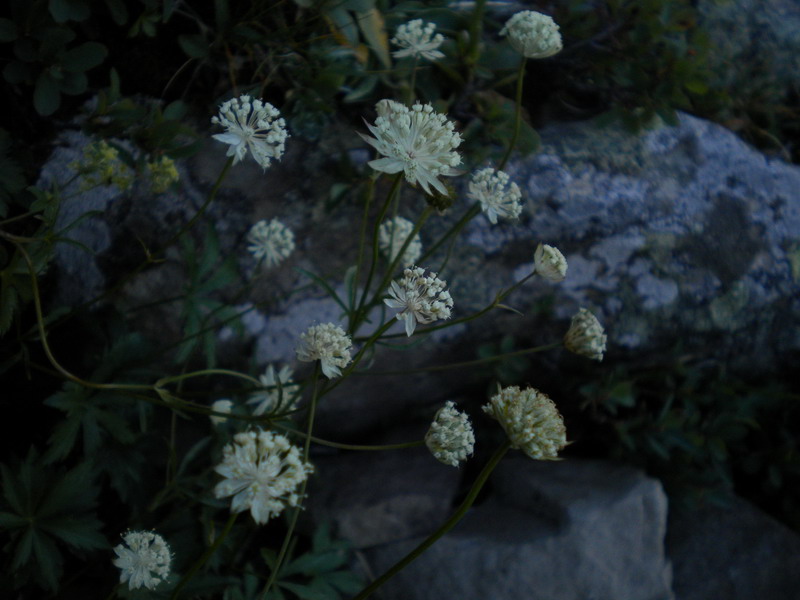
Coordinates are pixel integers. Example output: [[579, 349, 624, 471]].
[[359, 99, 462, 196], [564, 308, 607, 361], [391, 19, 445, 61], [210, 399, 233, 426], [211, 95, 288, 169], [247, 219, 295, 268], [500, 11, 562, 59], [214, 429, 313, 525], [296, 323, 353, 378], [533, 243, 567, 282], [483, 386, 567, 460], [385, 266, 454, 337], [467, 167, 522, 224], [247, 365, 300, 415], [379, 216, 422, 267], [112, 530, 172, 590], [147, 156, 179, 193], [71, 140, 134, 191], [425, 401, 475, 467]]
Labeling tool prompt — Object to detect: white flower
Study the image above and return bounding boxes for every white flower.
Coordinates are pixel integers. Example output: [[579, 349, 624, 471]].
[[214, 430, 313, 525], [483, 386, 567, 460], [533, 243, 567, 282], [247, 219, 295, 268], [391, 19, 445, 61], [564, 308, 607, 361], [112, 530, 172, 590], [467, 167, 522, 224], [211, 95, 288, 169], [210, 399, 233, 425], [359, 99, 462, 196], [500, 11, 563, 59], [379, 216, 422, 267], [384, 266, 454, 336], [296, 323, 353, 379], [425, 401, 475, 467], [247, 365, 300, 415]]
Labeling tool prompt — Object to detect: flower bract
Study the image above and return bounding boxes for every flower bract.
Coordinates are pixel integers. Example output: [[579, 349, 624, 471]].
[[210, 399, 233, 425], [247, 364, 299, 415], [296, 323, 353, 378], [214, 430, 313, 525], [112, 530, 172, 590], [247, 218, 295, 268], [534, 243, 567, 282], [564, 308, 607, 361], [379, 216, 422, 267], [359, 99, 462, 196], [211, 95, 288, 169], [384, 266, 454, 336], [425, 401, 475, 467], [500, 11, 563, 59], [467, 167, 522, 224], [391, 19, 445, 61]]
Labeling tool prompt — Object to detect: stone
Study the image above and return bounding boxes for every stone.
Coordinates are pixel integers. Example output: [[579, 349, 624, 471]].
[[360, 457, 673, 600]]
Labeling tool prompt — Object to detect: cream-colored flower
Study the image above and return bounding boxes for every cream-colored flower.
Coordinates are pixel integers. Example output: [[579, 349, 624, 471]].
[[71, 140, 134, 191], [112, 530, 171, 590], [359, 99, 462, 196], [425, 401, 475, 467], [214, 430, 313, 525], [296, 323, 353, 379], [210, 399, 233, 425], [533, 243, 567, 282], [467, 167, 522, 224], [379, 216, 422, 267], [247, 219, 295, 268], [384, 266, 454, 336], [247, 365, 299, 415], [564, 308, 607, 361], [211, 95, 288, 169], [483, 386, 567, 460], [500, 11, 562, 59], [391, 19, 445, 61]]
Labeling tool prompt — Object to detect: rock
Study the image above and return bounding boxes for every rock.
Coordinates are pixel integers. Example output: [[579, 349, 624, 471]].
[[667, 496, 800, 600], [360, 457, 673, 600]]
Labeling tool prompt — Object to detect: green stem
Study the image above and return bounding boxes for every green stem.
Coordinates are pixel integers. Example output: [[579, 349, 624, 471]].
[[351, 441, 511, 600], [156, 368, 261, 388], [273, 423, 425, 451], [418, 203, 481, 266], [350, 179, 376, 322], [498, 57, 527, 171], [406, 57, 419, 105], [170, 511, 239, 600]]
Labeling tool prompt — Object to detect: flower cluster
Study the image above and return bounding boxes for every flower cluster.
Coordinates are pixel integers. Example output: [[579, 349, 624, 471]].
[[211, 95, 288, 169], [533, 243, 567, 282], [247, 218, 295, 268], [483, 386, 567, 460], [467, 168, 522, 224], [359, 99, 462, 196], [385, 266, 454, 336], [296, 323, 353, 378], [71, 140, 134, 191], [112, 530, 172, 590], [501, 11, 562, 59], [147, 156, 179, 193], [210, 399, 233, 426], [214, 430, 313, 525], [248, 364, 299, 415], [379, 216, 422, 267], [391, 19, 445, 61], [425, 401, 475, 467], [564, 308, 607, 361]]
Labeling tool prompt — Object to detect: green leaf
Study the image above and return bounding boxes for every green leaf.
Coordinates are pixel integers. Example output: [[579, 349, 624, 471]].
[[0, 18, 17, 42], [1, 463, 26, 514], [62, 42, 107, 73], [59, 71, 87, 95], [104, 0, 128, 25], [356, 8, 390, 69], [49, 0, 90, 22], [179, 34, 209, 59], [34, 72, 60, 116]]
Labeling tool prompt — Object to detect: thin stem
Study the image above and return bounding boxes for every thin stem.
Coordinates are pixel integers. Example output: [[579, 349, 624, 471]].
[[170, 512, 239, 600], [418, 203, 481, 266], [350, 178, 376, 323], [498, 57, 527, 171], [156, 368, 262, 389], [351, 441, 511, 600], [406, 57, 419, 105], [273, 423, 425, 451]]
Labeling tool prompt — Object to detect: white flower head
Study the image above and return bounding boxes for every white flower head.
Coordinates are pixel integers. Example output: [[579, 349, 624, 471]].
[[214, 429, 313, 525], [359, 99, 462, 196], [210, 399, 233, 426], [112, 530, 172, 590], [391, 19, 445, 61], [211, 95, 288, 169], [247, 365, 300, 416], [564, 308, 607, 361], [425, 401, 475, 467], [534, 243, 567, 282], [379, 216, 422, 267], [500, 10, 563, 59], [483, 386, 567, 460], [467, 167, 522, 224], [296, 323, 353, 379], [247, 218, 295, 268], [384, 266, 454, 337]]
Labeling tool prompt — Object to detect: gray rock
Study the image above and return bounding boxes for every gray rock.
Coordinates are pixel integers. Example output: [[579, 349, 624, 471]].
[[361, 457, 673, 600], [667, 496, 800, 600]]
